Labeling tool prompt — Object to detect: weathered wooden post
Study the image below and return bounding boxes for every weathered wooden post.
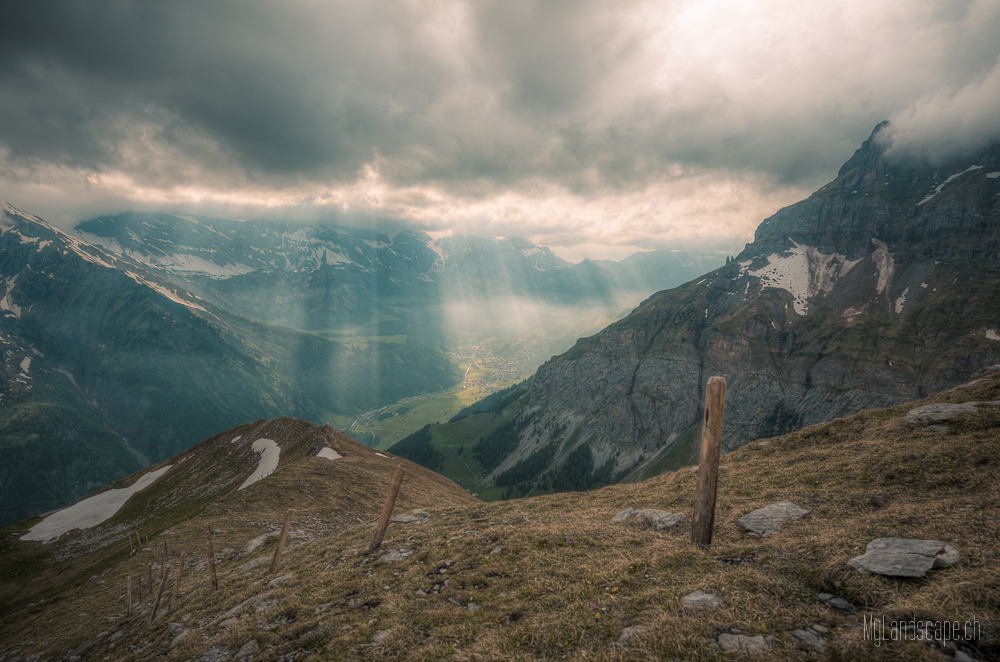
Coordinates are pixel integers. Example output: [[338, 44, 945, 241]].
[[368, 464, 406, 555], [137, 574, 143, 603], [149, 565, 169, 623], [269, 509, 295, 574], [691, 376, 727, 546], [127, 575, 133, 617], [204, 523, 219, 592], [169, 552, 186, 611], [147, 564, 153, 593]]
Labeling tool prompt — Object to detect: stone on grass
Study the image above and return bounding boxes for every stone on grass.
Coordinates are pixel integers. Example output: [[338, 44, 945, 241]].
[[194, 646, 231, 662], [373, 628, 395, 645], [848, 538, 959, 577], [817, 593, 855, 612], [616, 625, 649, 649], [680, 589, 723, 610], [170, 630, 189, 648], [738, 502, 810, 536], [236, 639, 259, 659], [378, 548, 414, 563], [611, 508, 635, 522], [634, 509, 688, 531], [717, 633, 772, 654], [267, 573, 293, 589], [791, 628, 827, 652], [390, 513, 423, 524], [905, 403, 979, 432]]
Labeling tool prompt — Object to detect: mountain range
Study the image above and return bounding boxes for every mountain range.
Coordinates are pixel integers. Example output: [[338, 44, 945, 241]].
[[394, 122, 1000, 498], [0, 206, 719, 527]]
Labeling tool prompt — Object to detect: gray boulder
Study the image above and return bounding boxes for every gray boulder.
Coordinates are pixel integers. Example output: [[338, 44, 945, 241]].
[[791, 627, 827, 652], [905, 402, 981, 433], [738, 502, 810, 536], [817, 593, 855, 612], [616, 625, 649, 648], [378, 548, 414, 563], [634, 509, 688, 531], [847, 538, 960, 577], [611, 508, 635, 522], [717, 633, 772, 654], [680, 589, 723, 610]]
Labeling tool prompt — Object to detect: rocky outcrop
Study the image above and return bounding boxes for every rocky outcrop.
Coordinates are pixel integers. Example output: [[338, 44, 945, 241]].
[[477, 124, 1000, 492], [848, 538, 960, 577]]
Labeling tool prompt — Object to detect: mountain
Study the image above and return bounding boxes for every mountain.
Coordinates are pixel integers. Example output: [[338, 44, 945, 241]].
[[72, 213, 721, 336], [1, 373, 997, 660], [407, 123, 1000, 498], [0, 205, 458, 527]]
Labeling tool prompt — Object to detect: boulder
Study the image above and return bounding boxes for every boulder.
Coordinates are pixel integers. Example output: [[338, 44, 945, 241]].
[[634, 509, 688, 531], [680, 589, 723, 610], [717, 633, 772, 654], [791, 627, 826, 652], [905, 403, 980, 433], [616, 625, 649, 648], [738, 502, 810, 536], [847, 538, 960, 577], [817, 593, 855, 612], [378, 548, 414, 563]]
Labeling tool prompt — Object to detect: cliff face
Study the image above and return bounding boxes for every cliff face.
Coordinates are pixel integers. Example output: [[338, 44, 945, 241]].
[[482, 124, 1000, 490]]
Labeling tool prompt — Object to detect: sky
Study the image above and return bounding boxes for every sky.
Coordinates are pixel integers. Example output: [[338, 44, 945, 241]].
[[1, 0, 999, 262]]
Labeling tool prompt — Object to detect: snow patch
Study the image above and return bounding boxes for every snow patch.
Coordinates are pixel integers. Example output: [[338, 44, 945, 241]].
[[19, 357, 31, 378], [916, 165, 983, 205], [317, 447, 343, 461], [894, 287, 909, 314], [985, 172, 999, 179], [374, 452, 389, 458], [230, 435, 242, 444], [987, 330, 1000, 341], [748, 240, 859, 315], [22, 465, 173, 542], [239, 439, 280, 490], [0, 276, 21, 318], [124, 271, 208, 313]]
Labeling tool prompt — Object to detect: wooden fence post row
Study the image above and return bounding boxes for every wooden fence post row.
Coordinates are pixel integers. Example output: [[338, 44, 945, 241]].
[[369, 465, 406, 555], [691, 376, 727, 546], [270, 509, 295, 574]]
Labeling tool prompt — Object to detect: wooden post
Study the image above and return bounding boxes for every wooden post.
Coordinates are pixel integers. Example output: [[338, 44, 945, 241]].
[[691, 376, 727, 546], [169, 551, 186, 611], [162, 540, 168, 564], [127, 575, 132, 617], [204, 523, 218, 592], [127, 532, 135, 556], [149, 564, 169, 623], [369, 464, 406, 555], [148, 564, 153, 593], [269, 509, 295, 574], [138, 573, 143, 603]]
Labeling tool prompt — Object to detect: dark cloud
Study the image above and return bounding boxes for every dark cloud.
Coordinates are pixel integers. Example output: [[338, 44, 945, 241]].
[[1, 0, 998, 255]]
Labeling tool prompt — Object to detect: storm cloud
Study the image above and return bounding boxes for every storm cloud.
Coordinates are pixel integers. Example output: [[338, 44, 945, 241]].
[[1, 0, 998, 258]]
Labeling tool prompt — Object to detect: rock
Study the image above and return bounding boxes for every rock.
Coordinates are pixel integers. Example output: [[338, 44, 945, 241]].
[[717, 633, 771, 654], [847, 538, 960, 577], [611, 508, 635, 522], [219, 618, 239, 628], [633, 509, 688, 531], [167, 622, 184, 636], [170, 630, 189, 648], [738, 501, 810, 536], [817, 593, 855, 612], [254, 597, 279, 613], [811, 623, 830, 634], [372, 628, 395, 645], [489, 545, 505, 555], [954, 651, 982, 662], [314, 603, 331, 615], [194, 646, 232, 662], [415, 590, 427, 597], [236, 639, 259, 658], [224, 594, 263, 618], [616, 625, 649, 648], [390, 513, 423, 524], [109, 631, 124, 642], [905, 403, 980, 431], [378, 548, 414, 563], [680, 589, 723, 610], [267, 573, 293, 589], [240, 556, 270, 571], [791, 628, 827, 652], [468, 602, 480, 614]]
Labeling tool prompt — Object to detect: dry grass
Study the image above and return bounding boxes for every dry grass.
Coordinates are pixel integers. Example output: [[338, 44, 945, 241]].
[[1, 377, 998, 661]]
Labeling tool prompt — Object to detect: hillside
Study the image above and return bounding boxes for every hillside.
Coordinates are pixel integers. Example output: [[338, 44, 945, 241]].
[[0, 205, 458, 527], [412, 123, 1000, 499], [0, 370, 997, 661]]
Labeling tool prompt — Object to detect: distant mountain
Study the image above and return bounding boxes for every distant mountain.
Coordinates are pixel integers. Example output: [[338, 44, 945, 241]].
[[73, 213, 722, 335], [0, 205, 458, 527], [416, 122, 1000, 498]]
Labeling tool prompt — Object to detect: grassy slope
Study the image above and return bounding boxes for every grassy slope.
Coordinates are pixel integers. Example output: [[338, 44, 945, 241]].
[[1, 374, 998, 660]]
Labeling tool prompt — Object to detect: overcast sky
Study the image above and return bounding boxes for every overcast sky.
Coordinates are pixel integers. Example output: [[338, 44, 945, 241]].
[[2, 0, 998, 261]]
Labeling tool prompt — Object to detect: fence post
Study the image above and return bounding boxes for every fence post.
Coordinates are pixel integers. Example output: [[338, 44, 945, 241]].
[[149, 564, 169, 623], [369, 464, 406, 555], [204, 523, 218, 592], [170, 551, 186, 611], [691, 376, 726, 546], [127, 575, 132, 617], [269, 509, 295, 574]]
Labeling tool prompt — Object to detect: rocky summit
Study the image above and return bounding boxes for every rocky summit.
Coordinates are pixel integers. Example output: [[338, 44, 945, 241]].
[[435, 123, 1000, 497]]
